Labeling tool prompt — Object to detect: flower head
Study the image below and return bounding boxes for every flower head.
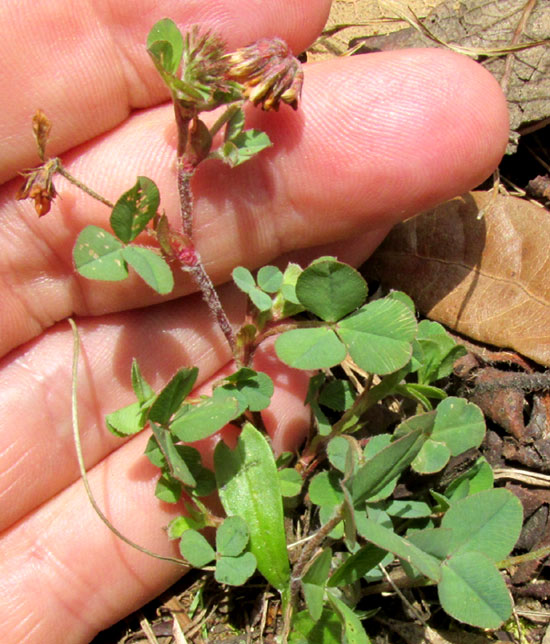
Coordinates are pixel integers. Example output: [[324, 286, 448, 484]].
[[226, 37, 303, 111], [16, 158, 58, 217]]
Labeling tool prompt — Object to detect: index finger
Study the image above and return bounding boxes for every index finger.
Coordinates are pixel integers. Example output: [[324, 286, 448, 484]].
[[0, 0, 330, 182]]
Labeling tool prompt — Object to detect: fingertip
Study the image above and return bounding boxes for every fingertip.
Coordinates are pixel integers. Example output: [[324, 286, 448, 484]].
[[252, 48, 509, 236]]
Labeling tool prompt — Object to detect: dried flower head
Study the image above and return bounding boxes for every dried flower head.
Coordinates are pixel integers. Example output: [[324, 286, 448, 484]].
[[226, 37, 303, 111], [16, 158, 58, 217]]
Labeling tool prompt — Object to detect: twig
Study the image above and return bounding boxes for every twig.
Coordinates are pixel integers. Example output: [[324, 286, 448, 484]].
[[500, 0, 538, 96], [68, 318, 188, 566]]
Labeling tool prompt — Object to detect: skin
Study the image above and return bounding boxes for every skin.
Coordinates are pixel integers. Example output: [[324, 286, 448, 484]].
[[0, 0, 509, 642]]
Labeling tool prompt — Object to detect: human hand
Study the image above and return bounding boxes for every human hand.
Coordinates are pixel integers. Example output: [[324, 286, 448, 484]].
[[0, 1, 508, 642]]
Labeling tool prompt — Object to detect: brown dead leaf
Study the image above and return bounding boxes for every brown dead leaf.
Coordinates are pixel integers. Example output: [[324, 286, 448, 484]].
[[351, 0, 550, 150], [364, 191, 550, 366]]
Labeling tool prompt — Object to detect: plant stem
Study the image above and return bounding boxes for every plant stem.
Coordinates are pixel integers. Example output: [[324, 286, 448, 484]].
[[68, 318, 187, 567], [177, 164, 194, 237], [208, 102, 243, 139], [57, 164, 114, 208], [189, 262, 236, 353], [280, 507, 344, 642]]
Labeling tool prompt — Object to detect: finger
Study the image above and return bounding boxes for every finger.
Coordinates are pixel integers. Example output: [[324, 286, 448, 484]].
[[0, 0, 331, 182], [0, 432, 191, 644], [0, 355, 311, 644], [0, 227, 381, 530], [0, 49, 509, 356], [0, 282, 313, 531]]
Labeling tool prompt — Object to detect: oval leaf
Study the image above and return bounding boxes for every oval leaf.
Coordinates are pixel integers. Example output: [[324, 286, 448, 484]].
[[257, 265, 283, 292], [121, 246, 174, 294], [179, 529, 215, 568], [216, 516, 249, 557], [73, 225, 127, 281], [337, 299, 417, 375], [214, 423, 290, 591], [232, 266, 256, 293], [215, 552, 257, 586], [296, 259, 367, 322], [411, 439, 451, 474], [275, 327, 346, 370], [110, 176, 160, 243], [438, 551, 512, 628], [147, 18, 184, 74], [432, 397, 485, 456], [170, 396, 241, 443], [442, 488, 523, 561]]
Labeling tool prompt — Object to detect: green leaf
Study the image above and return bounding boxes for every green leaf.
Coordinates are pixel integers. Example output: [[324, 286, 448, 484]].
[[349, 429, 426, 506], [225, 107, 245, 140], [149, 368, 198, 424], [278, 468, 303, 498], [144, 435, 165, 468], [216, 516, 249, 557], [73, 225, 128, 281], [386, 290, 415, 312], [272, 262, 305, 319], [155, 472, 182, 503], [167, 514, 206, 539], [214, 423, 290, 591], [257, 265, 283, 292], [215, 552, 257, 586], [147, 18, 184, 74], [411, 439, 451, 474], [232, 266, 256, 293], [227, 129, 272, 166], [416, 320, 466, 385], [179, 529, 215, 567], [445, 457, 494, 501], [131, 359, 154, 406], [309, 471, 344, 509], [303, 547, 333, 586], [302, 547, 332, 621], [357, 518, 442, 582], [110, 177, 160, 243], [170, 395, 241, 443], [438, 551, 512, 628], [296, 260, 367, 322], [319, 379, 356, 412], [395, 383, 447, 410], [327, 591, 371, 644], [442, 488, 523, 561], [248, 286, 273, 312], [360, 434, 399, 502], [289, 609, 342, 644], [150, 423, 196, 488], [406, 528, 453, 559], [121, 246, 174, 294], [327, 436, 356, 474], [432, 397, 485, 456], [328, 544, 387, 587], [105, 401, 148, 436], [337, 299, 417, 375], [221, 368, 274, 412], [385, 500, 432, 519], [275, 327, 346, 370]]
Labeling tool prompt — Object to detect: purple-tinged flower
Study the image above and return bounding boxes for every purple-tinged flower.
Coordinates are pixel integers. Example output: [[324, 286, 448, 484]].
[[226, 37, 303, 111]]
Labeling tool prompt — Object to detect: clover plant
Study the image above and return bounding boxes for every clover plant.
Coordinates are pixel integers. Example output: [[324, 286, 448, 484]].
[[17, 18, 525, 643]]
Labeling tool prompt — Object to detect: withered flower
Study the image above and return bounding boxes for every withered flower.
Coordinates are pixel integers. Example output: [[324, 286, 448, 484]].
[[16, 158, 59, 217], [226, 37, 303, 111]]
